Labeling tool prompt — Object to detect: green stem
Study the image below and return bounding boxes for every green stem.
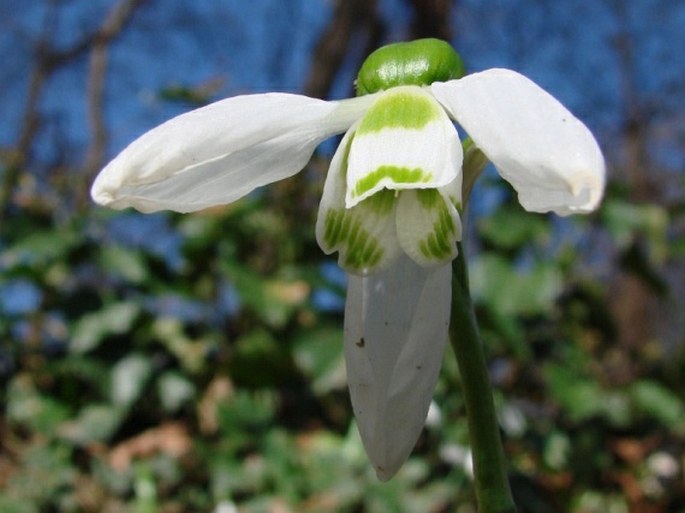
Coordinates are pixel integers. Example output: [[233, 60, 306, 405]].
[[460, 141, 488, 212], [450, 243, 516, 513]]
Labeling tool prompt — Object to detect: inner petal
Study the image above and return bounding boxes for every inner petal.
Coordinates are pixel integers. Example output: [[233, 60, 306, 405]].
[[322, 191, 401, 275], [395, 188, 462, 267], [316, 127, 402, 275], [345, 86, 462, 208]]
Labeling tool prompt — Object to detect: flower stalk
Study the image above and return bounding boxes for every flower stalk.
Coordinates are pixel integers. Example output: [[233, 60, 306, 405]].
[[450, 242, 517, 513], [460, 138, 488, 211], [450, 241, 516, 513]]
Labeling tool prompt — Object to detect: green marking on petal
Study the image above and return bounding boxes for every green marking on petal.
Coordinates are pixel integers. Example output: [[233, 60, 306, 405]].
[[352, 166, 433, 199], [448, 195, 462, 212], [345, 232, 383, 270], [366, 189, 396, 215], [326, 209, 353, 249], [417, 197, 457, 260], [322, 207, 386, 272], [356, 89, 441, 134], [415, 189, 440, 210], [346, 248, 382, 270], [322, 209, 343, 248]]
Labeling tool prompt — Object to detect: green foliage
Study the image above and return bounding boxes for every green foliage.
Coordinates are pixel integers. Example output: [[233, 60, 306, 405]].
[[1, 169, 684, 513]]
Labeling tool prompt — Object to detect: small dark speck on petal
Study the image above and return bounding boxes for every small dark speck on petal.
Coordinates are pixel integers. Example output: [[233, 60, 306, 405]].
[[356, 337, 365, 347]]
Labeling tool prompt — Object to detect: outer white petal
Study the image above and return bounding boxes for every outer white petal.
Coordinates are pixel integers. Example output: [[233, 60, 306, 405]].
[[344, 255, 451, 481], [316, 125, 401, 275], [345, 86, 463, 208], [91, 93, 377, 213], [431, 69, 606, 215]]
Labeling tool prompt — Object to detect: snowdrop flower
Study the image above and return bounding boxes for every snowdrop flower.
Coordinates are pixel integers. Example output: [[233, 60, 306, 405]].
[[92, 39, 605, 480]]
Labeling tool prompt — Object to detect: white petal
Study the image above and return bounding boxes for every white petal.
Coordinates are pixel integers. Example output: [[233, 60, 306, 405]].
[[345, 86, 463, 208], [344, 255, 451, 480], [431, 70, 605, 215], [395, 188, 462, 267], [91, 93, 377, 213], [316, 126, 402, 275]]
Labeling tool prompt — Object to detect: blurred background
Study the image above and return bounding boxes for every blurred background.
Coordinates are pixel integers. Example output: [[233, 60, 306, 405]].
[[0, 1, 684, 512]]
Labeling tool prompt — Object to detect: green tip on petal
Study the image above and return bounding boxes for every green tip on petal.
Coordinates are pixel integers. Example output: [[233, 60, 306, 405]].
[[356, 38, 465, 96]]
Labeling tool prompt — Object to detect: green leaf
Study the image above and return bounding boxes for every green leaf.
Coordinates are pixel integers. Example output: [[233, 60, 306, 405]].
[[3, 443, 75, 507], [133, 463, 158, 513], [603, 199, 669, 262], [151, 318, 213, 374], [70, 301, 141, 353], [157, 372, 196, 412], [0, 496, 38, 513], [111, 353, 153, 407], [545, 363, 631, 426], [1, 227, 81, 270], [98, 245, 148, 284], [292, 326, 346, 395], [222, 262, 310, 328], [470, 255, 563, 316], [543, 431, 571, 470], [6, 376, 71, 436], [229, 329, 293, 387], [478, 207, 549, 250], [217, 390, 277, 440], [630, 380, 684, 427], [58, 404, 125, 444]]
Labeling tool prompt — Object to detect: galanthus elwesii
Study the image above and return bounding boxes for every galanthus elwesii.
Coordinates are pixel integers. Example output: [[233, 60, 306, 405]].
[[91, 39, 605, 480]]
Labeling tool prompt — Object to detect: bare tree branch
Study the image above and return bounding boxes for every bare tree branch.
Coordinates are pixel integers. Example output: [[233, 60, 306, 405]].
[[408, 0, 455, 41], [0, 0, 147, 222], [269, 0, 385, 225], [0, 1, 58, 225], [79, 0, 148, 209], [303, 0, 383, 99]]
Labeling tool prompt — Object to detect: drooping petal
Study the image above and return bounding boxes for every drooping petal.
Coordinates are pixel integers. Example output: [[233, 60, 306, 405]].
[[344, 255, 451, 480], [91, 93, 377, 213], [395, 188, 462, 267], [316, 126, 402, 275], [345, 86, 463, 208], [431, 69, 605, 215]]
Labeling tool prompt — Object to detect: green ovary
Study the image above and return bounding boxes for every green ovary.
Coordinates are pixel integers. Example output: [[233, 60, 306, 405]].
[[353, 166, 433, 199], [355, 38, 465, 95]]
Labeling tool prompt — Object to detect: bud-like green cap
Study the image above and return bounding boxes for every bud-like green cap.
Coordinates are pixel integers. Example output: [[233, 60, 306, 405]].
[[356, 38, 465, 96]]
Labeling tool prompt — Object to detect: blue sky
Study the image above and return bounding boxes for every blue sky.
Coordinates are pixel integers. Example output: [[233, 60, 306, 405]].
[[2, 0, 683, 174]]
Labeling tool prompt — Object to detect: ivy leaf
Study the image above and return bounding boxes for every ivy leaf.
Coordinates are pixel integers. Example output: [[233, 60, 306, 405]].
[[470, 255, 563, 316], [70, 301, 141, 353]]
